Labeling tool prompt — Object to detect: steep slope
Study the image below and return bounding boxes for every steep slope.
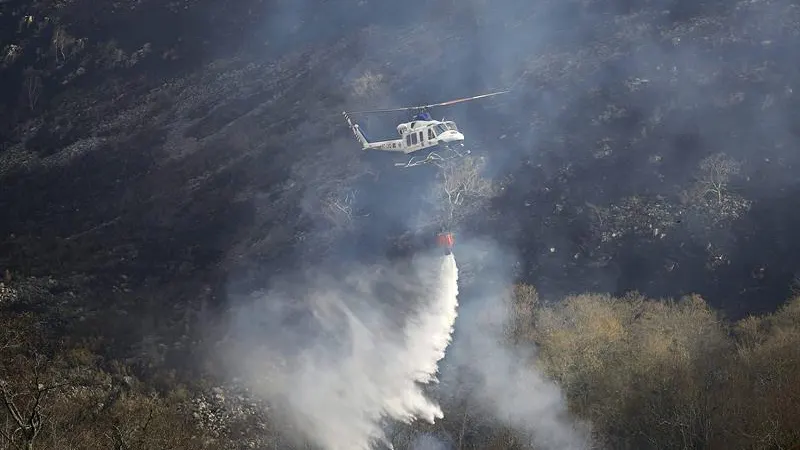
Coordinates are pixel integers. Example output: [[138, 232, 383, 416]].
[[3, 0, 800, 448], [1, 0, 800, 357]]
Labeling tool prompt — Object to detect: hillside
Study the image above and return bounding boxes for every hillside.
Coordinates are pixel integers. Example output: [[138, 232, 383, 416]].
[[2, 0, 800, 448]]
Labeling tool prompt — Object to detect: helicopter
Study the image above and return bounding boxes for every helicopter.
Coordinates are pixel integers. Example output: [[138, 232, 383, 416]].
[[342, 90, 509, 168]]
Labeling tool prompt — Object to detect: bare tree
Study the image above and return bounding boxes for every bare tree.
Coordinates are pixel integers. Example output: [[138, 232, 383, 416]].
[[321, 188, 360, 230], [682, 152, 750, 227], [695, 153, 741, 205], [23, 69, 42, 112], [51, 27, 83, 64], [430, 155, 497, 229], [0, 314, 63, 450], [104, 401, 156, 450], [0, 354, 65, 450]]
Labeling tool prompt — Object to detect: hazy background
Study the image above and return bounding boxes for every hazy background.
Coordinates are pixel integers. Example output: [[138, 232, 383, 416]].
[[2, 0, 800, 448]]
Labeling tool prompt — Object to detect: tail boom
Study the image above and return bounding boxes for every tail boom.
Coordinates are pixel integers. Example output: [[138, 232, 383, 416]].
[[343, 112, 370, 149], [343, 112, 405, 152]]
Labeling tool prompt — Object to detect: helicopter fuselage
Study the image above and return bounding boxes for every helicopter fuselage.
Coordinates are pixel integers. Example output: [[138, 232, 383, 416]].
[[351, 118, 465, 154]]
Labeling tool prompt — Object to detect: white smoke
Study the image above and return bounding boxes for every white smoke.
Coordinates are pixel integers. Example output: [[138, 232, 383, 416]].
[[436, 239, 592, 450], [448, 296, 592, 450], [456, 299, 589, 450], [410, 433, 451, 450], [226, 253, 460, 450]]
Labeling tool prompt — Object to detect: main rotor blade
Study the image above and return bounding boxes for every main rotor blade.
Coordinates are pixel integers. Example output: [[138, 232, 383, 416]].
[[420, 90, 511, 109], [346, 90, 510, 115], [347, 106, 421, 114]]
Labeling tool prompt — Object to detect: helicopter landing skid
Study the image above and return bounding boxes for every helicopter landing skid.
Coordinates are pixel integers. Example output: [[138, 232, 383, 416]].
[[394, 144, 470, 168]]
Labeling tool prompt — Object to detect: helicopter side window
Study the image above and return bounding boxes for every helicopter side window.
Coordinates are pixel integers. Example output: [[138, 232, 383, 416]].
[[419, 131, 424, 142], [406, 135, 411, 146], [428, 128, 435, 140], [411, 133, 418, 145]]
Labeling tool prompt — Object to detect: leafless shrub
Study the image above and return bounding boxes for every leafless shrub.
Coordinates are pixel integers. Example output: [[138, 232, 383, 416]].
[[128, 43, 152, 67], [0, 283, 18, 305], [509, 284, 540, 342], [588, 195, 680, 243], [23, 68, 42, 112], [321, 188, 360, 230], [51, 26, 81, 64], [2, 44, 21, 66], [351, 69, 384, 99]]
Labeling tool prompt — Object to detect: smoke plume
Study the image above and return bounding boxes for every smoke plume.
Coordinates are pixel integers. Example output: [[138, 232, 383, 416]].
[[225, 252, 460, 450], [437, 238, 592, 450]]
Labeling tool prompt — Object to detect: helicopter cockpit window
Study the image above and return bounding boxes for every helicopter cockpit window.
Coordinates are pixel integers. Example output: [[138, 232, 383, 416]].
[[444, 121, 458, 131], [435, 124, 447, 134]]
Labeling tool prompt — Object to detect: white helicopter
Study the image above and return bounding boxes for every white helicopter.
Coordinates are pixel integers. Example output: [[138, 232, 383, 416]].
[[342, 90, 509, 167]]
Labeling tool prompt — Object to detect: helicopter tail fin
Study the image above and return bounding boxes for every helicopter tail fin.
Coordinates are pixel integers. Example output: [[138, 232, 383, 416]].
[[343, 112, 370, 150]]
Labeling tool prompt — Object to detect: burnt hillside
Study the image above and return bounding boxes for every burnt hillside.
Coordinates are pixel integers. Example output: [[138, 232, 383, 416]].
[[2, 0, 800, 448], [2, 0, 799, 321]]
